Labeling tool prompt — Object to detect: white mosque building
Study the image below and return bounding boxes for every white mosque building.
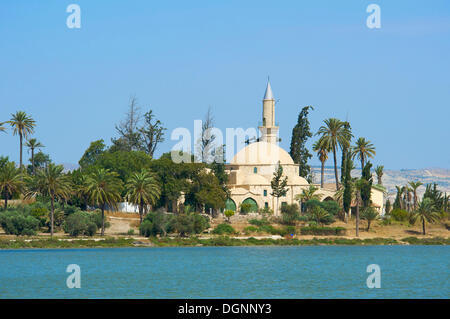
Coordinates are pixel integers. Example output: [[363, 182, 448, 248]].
[[224, 81, 384, 216]]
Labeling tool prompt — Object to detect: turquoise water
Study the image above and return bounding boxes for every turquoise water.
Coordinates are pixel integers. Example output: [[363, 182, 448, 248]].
[[0, 246, 448, 298]]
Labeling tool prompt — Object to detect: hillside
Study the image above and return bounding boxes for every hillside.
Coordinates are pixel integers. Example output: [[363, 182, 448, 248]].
[[311, 167, 450, 200]]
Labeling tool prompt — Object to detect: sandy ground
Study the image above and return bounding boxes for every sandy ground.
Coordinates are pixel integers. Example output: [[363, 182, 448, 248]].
[[0, 212, 448, 240]]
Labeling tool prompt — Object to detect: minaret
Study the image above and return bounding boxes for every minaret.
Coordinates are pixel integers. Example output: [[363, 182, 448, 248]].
[[259, 79, 279, 144]]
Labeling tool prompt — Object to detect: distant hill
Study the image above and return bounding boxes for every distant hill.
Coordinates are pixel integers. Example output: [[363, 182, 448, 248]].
[[311, 167, 450, 200]]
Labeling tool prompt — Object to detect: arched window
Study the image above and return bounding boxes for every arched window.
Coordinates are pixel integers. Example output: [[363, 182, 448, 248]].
[[253, 167, 258, 174]]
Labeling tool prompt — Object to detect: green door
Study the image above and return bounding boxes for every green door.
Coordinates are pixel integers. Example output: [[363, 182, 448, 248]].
[[225, 198, 236, 211]]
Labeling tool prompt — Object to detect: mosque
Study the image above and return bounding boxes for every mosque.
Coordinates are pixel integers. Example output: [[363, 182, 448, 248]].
[[224, 81, 384, 216]]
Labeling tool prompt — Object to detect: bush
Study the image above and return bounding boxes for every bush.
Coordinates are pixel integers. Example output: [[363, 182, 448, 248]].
[[300, 226, 346, 236], [257, 224, 280, 235], [127, 229, 135, 235], [390, 209, 409, 222], [63, 211, 98, 237], [0, 210, 40, 236], [259, 207, 273, 215], [248, 218, 270, 227], [172, 213, 210, 237], [142, 211, 174, 236], [139, 220, 153, 237], [212, 223, 236, 235], [239, 203, 253, 214], [280, 204, 300, 225], [279, 226, 296, 236], [243, 226, 258, 234], [224, 209, 235, 221], [304, 199, 338, 224]]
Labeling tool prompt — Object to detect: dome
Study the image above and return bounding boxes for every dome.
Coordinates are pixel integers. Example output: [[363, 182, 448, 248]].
[[287, 175, 309, 185], [241, 174, 270, 185], [231, 141, 294, 165]]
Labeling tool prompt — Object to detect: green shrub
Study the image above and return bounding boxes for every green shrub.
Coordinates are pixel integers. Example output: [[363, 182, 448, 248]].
[[139, 220, 153, 237], [243, 226, 258, 234], [0, 210, 40, 236], [239, 203, 253, 214], [127, 229, 135, 235], [172, 213, 210, 237], [212, 223, 236, 235], [63, 211, 98, 237], [248, 218, 270, 227], [390, 209, 409, 222], [257, 224, 280, 235], [300, 226, 346, 236], [278, 225, 296, 236], [258, 207, 273, 215], [224, 209, 235, 222], [280, 204, 300, 225]]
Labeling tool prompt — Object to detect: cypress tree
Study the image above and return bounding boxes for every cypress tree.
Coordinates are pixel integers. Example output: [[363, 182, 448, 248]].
[[289, 106, 313, 179], [343, 151, 353, 217], [360, 162, 373, 208], [340, 121, 352, 183]]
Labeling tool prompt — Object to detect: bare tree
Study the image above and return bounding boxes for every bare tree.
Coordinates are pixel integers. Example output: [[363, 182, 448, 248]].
[[196, 106, 217, 163], [112, 95, 142, 151], [139, 110, 166, 158]]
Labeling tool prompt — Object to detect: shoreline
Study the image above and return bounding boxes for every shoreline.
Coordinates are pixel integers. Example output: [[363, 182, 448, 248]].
[[0, 235, 449, 249]]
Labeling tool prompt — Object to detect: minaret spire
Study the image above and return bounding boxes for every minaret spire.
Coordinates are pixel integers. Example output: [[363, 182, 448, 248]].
[[259, 78, 279, 144]]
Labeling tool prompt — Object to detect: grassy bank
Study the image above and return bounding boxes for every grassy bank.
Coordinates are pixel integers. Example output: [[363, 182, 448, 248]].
[[0, 236, 449, 249]]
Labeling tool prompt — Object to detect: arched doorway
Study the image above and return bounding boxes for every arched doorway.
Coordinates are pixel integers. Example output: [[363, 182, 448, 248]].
[[225, 198, 237, 211], [241, 197, 258, 213]]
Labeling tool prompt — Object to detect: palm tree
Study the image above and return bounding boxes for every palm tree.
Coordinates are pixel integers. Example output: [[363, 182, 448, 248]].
[[410, 198, 439, 235], [125, 169, 161, 224], [85, 168, 123, 236], [0, 122, 6, 133], [361, 207, 379, 231], [7, 111, 36, 168], [409, 181, 423, 211], [295, 185, 322, 203], [0, 162, 26, 209], [26, 164, 72, 236], [25, 138, 44, 175], [312, 138, 330, 188], [316, 118, 352, 190], [351, 137, 376, 170], [311, 206, 329, 226], [374, 165, 384, 185]]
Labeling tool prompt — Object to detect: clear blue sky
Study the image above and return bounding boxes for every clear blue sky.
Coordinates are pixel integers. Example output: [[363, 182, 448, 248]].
[[1, 0, 449, 169]]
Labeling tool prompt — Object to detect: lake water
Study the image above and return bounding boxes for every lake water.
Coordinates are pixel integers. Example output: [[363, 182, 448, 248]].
[[0, 246, 448, 298]]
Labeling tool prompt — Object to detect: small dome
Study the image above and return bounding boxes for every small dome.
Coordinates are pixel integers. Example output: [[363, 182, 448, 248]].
[[288, 175, 308, 185], [241, 174, 270, 185], [231, 141, 295, 165]]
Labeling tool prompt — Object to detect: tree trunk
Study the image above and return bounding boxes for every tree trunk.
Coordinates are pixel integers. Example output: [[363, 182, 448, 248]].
[[139, 200, 143, 224], [361, 158, 364, 172], [355, 192, 360, 237], [31, 148, 35, 175], [413, 191, 417, 210], [4, 189, 8, 210], [320, 160, 325, 188], [101, 204, 105, 236], [276, 197, 279, 217], [367, 220, 371, 231], [50, 195, 54, 237], [422, 219, 426, 235], [19, 133, 23, 168], [333, 145, 339, 190]]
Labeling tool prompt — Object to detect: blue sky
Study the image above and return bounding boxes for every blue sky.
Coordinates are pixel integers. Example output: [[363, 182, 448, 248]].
[[1, 0, 449, 169]]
